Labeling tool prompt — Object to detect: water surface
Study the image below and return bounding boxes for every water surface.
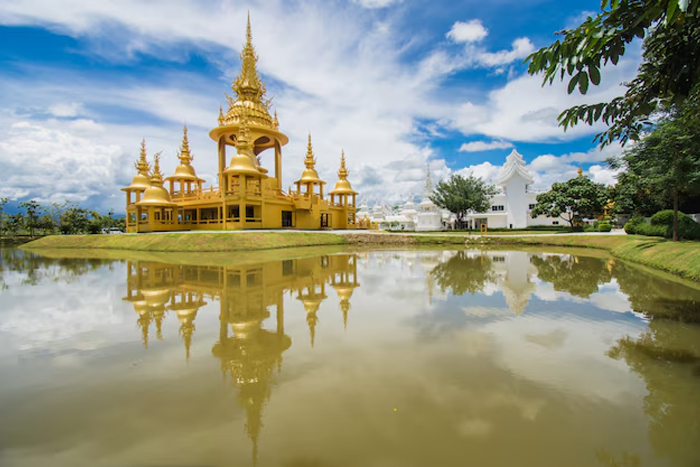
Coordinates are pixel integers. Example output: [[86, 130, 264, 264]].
[[1, 247, 699, 467]]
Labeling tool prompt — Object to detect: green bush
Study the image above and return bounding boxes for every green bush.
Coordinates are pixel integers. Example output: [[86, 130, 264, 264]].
[[649, 210, 700, 240], [597, 222, 612, 232], [635, 222, 667, 238], [624, 215, 646, 235]]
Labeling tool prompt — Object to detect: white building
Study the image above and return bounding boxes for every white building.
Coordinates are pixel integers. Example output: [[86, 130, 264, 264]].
[[466, 149, 558, 229]]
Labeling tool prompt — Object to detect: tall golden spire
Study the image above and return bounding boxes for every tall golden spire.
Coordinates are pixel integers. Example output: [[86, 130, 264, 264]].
[[179, 126, 193, 165], [135, 139, 150, 175], [305, 134, 316, 169], [232, 13, 266, 103], [338, 150, 349, 180], [150, 152, 165, 186]]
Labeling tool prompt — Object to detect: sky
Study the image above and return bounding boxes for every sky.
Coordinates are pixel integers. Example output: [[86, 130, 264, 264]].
[[0, 0, 642, 213]]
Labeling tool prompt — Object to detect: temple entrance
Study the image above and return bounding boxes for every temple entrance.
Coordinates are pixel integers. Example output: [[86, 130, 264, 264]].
[[320, 213, 330, 228], [282, 211, 293, 227]]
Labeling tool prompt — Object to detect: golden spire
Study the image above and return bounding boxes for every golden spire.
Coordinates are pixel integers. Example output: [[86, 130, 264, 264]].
[[135, 139, 150, 175], [305, 134, 316, 169], [232, 12, 266, 103], [179, 126, 193, 165], [329, 150, 357, 195], [218, 104, 225, 126], [150, 152, 165, 186], [338, 150, 349, 180], [272, 109, 279, 129], [577, 166, 583, 177]]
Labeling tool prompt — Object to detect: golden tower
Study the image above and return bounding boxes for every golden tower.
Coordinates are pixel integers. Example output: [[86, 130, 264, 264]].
[[123, 15, 358, 233]]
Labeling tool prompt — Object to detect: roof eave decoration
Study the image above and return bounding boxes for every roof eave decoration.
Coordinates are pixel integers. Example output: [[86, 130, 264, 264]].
[[497, 149, 534, 186]]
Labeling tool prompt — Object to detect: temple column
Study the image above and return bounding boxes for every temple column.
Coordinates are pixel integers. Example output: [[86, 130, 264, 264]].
[[218, 137, 226, 191], [275, 141, 282, 190]]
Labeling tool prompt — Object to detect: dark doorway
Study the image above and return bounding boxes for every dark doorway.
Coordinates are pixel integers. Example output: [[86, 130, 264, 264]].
[[282, 211, 293, 227]]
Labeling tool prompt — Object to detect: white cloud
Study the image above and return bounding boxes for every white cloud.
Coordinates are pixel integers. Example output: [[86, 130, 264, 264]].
[[447, 20, 488, 44], [477, 37, 535, 67], [352, 0, 403, 8], [48, 102, 83, 117], [459, 140, 513, 152]]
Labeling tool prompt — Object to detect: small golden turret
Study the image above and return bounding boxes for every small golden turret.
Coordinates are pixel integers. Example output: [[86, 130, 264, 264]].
[[167, 126, 205, 182], [224, 110, 264, 177], [295, 134, 323, 184], [329, 151, 357, 196], [136, 153, 177, 207], [122, 140, 152, 192]]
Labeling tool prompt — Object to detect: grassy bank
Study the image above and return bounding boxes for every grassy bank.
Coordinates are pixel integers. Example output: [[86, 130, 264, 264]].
[[23, 231, 348, 252]]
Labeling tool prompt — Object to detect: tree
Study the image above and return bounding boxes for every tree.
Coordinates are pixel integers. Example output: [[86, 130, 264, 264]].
[[18, 200, 42, 237], [0, 197, 8, 238], [429, 174, 498, 228], [611, 103, 700, 241], [526, 0, 700, 146], [530, 174, 608, 227]]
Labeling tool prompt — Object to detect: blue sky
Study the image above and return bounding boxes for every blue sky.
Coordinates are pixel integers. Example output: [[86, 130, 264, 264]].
[[0, 0, 641, 213]]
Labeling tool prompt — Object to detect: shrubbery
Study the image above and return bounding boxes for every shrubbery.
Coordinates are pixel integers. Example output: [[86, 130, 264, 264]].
[[624, 210, 700, 240], [584, 221, 612, 232]]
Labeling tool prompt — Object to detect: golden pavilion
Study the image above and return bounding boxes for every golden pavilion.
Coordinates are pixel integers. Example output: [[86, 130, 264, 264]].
[[122, 16, 358, 233]]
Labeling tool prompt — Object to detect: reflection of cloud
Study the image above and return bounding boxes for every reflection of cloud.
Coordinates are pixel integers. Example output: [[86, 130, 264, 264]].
[[525, 328, 568, 350], [456, 418, 492, 438], [461, 306, 510, 318]]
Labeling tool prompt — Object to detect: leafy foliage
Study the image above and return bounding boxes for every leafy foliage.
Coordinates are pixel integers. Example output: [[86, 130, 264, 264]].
[[530, 175, 608, 226], [526, 0, 700, 146], [429, 174, 498, 226]]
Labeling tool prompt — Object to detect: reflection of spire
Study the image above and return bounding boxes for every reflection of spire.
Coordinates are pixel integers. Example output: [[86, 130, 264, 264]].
[[136, 312, 151, 349], [178, 320, 196, 360]]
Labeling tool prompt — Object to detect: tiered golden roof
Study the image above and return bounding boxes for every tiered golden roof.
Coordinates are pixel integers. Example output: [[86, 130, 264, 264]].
[[221, 13, 273, 128], [296, 135, 324, 184], [166, 126, 205, 182], [329, 151, 357, 195], [136, 153, 177, 207], [122, 140, 152, 192]]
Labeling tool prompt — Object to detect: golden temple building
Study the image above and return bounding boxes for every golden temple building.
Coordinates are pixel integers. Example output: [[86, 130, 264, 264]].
[[122, 16, 358, 233]]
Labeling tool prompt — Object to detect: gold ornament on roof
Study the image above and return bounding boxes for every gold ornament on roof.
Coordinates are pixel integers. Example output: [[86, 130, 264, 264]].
[[272, 109, 279, 129], [168, 126, 204, 182], [330, 150, 357, 195], [122, 139, 152, 192], [222, 13, 273, 128], [296, 134, 323, 184]]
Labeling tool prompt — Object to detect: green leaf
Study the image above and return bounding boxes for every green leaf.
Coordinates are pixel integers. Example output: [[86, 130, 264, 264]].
[[667, 0, 678, 25], [589, 65, 601, 85], [568, 73, 580, 94], [578, 71, 590, 94]]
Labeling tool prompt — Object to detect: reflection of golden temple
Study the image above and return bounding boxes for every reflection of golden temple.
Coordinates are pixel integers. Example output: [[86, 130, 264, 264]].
[[123, 16, 359, 232], [122, 253, 359, 465]]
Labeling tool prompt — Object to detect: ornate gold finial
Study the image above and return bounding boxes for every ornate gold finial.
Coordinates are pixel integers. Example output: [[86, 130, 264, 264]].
[[305, 134, 316, 169], [232, 13, 266, 102], [150, 151, 165, 186], [272, 109, 279, 129], [577, 166, 583, 177], [179, 126, 193, 164], [338, 150, 349, 180], [135, 139, 150, 175], [218, 104, 225, 126]]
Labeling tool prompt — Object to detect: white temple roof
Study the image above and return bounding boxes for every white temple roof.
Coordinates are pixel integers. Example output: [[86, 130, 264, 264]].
[[497, 149, 534, 186]]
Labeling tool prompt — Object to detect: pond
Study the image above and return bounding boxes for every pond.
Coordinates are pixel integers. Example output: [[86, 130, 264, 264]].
[[1, 246, 699, 467]]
